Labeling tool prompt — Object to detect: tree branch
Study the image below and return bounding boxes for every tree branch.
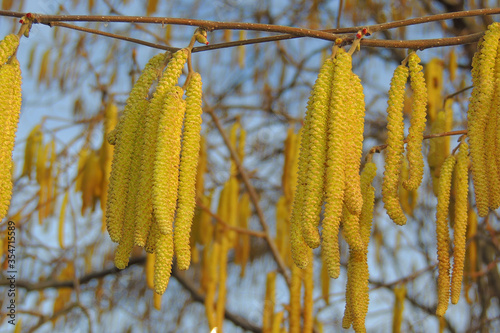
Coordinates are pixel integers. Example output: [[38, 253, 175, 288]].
[[0, 256, 262, 332]]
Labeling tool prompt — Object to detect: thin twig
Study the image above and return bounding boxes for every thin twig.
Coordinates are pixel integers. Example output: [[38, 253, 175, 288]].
[[367, 130, 468, 159]]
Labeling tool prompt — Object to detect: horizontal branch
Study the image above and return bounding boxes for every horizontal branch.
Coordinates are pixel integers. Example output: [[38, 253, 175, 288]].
[[0, 8, 499, 51]]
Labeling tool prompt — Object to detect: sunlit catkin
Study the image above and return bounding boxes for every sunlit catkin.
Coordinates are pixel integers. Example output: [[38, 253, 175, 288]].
[[468, 22, 500, 217], [290, 127, 312, 268], [136, 49, 188, 237], [301, 57, 334, 249], [154, 227, 174, 295], [451, 141, 469, 304], [403, 52, 427, 191], [382, 64, 409, 226], [435, 154, 456, 317], [0, 34, 19, 65], [106, 52, 168, 243], [153, 86, 186, 236], [323, 49, 351, 278], [175, 72, 203, 270], [0, 57, 22, 221], [343, 71, 365, 217]]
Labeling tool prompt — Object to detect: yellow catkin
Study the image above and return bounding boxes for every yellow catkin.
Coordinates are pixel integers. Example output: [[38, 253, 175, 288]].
[[114, 103, 151, 267], [153, 87, 186, 248], [450, 141, 469, 304], [58, 191, 68, 248], [153, 228, 174, 295], [290, 118, 313, 266], [341, 205, 363, 251], [488, 42, 500, 210], [403, 52, 427, 191], [323, 49, 351, 278], [382, 64, 409, 226], [0, 34, 19, 65], [175, 72, 203, 270], [303, 249, 314, 333], [468, 22, 500, 217], [344, 161, 377, 331], [146, 252, 155, 290], [289, 263, 302, 333], [106, 52, 168, 243], [137, 49, 188, 238], [343, 71, 365, 217], [100, 101, 118, 232], [271, 311, 284, 333], [424, 58, 444, 124], [392, 285, 406, 333], [263, 272, 276, 333], [300, 57, 334, 249], [0, 57, 21, 221], [21, 124, 42, 180], [435, 154, 456, 317], [464, 209, 477, 303]]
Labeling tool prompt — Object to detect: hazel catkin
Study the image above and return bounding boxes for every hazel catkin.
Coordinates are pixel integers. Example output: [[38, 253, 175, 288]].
[[175, 72, 203, 271], [467, 22, 500, 217], [153, 86, 186, 239], [435, 154, 456, 317], [323, 49, 351, 278], [106, 52, 168, 243], [450, 141, 469, 304], [403, 52, 427, 191], [382, 64, 409, 226], [0, 57, 22, 221], [0, 34, 19, 65]]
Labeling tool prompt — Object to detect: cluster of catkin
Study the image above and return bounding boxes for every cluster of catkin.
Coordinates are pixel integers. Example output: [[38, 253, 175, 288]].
[[0, 33, 22, 222], [382, 51, 427, 226], [289, 46, 377, 332], [468, 22, 500, 217], [105, 49, 204, 295]]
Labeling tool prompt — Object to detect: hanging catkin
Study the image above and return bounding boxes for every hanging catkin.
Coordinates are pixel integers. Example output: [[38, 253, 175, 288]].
[[106, 52, 168, 243], [137, 49, 188, 237], [382, 64, 409, 226], [467, 22, 500, 217], [174, 72, 203, 270], [403, 52, 427, 191], [435, 154, 456, 316], [322, 49, 351, 279], [450, 141, 469, 304], [0, 57, 22, 221]]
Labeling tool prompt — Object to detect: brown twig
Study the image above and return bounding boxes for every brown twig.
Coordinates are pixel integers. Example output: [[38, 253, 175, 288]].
[[367, 130, 468, 159]]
